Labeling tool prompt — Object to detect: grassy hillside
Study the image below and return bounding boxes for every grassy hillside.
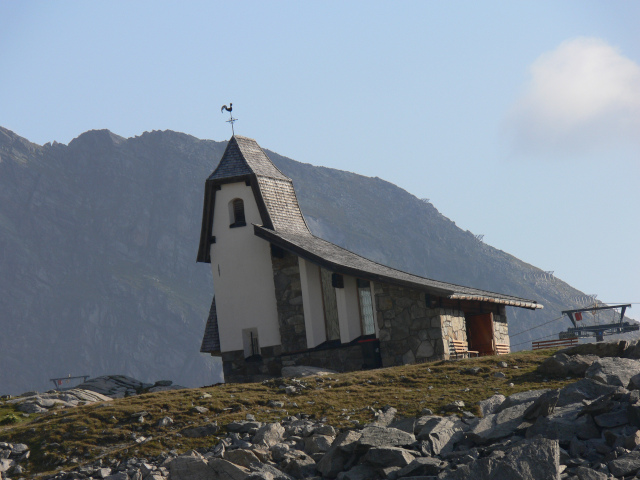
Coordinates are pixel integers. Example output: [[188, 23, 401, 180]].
[[0, 350, 575, 478]]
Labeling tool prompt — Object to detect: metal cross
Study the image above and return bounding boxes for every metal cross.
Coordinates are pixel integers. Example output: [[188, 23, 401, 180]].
[[226, 114, 238, 136]]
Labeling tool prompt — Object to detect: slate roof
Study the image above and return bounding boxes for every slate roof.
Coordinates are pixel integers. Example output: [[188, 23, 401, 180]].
[[200, 297, 220, 354], [254, 226, 543, 310], [208, 135, 290, 181]]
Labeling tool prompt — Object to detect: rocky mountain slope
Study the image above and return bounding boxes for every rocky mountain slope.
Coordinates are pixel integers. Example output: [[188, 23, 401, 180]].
[[4, 343, 640, 479], [0, 127, 630, 395]]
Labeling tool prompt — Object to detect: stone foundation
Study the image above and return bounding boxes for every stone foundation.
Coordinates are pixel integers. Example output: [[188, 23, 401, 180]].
[[222, 346, 283, 383], [271, 250, 307, 353]]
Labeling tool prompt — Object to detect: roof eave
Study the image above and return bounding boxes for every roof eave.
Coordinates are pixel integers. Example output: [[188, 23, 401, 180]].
[[448, 293, 544, 310]]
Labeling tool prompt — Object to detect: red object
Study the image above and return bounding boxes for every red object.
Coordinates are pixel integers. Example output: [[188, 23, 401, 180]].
[[575, 312, 583, 321]]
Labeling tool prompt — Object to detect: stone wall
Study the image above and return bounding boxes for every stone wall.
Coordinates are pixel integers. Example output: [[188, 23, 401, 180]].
[[374, 283, 446, 367], [281, 342, 370, 373], [271, 250, 307, 353], [222, 346, 283, 383], [493, 308, 510, 348], [437, 308, 467, 356]]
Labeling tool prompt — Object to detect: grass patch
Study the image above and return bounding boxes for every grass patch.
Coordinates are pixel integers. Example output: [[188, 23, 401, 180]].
[[0, 349, 570, 477]]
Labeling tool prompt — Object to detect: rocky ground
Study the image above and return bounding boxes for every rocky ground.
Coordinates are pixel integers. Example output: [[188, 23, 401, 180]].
[[7, 342, 640, 479]]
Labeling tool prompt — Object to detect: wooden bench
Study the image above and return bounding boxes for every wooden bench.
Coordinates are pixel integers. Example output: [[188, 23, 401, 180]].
[[494, 343, 510, 355], [450, 340, 479, 359], [532, 337, 579, 350]]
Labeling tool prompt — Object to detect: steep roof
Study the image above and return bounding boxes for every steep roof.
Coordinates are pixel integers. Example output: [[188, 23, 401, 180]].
[[200, 297, 220, 354], [255, 225, 543, 310], [208, 135, 290, 181], [197, 135, 310, 263]]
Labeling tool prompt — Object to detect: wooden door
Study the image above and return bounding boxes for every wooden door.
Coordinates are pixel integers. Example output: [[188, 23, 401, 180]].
[[466, 313, 494, 355]]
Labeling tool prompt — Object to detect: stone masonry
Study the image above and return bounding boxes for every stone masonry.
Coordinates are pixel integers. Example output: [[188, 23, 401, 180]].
[[492, 309, 510, 347], [374, 283, 447, 367], [271, 250, 307, 353]]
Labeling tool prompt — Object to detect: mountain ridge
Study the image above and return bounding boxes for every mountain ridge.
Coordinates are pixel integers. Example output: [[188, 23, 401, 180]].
[[0, 126, 631, 395]]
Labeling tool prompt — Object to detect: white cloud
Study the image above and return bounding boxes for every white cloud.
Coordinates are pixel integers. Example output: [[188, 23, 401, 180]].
[[507, 37, 640, 156]]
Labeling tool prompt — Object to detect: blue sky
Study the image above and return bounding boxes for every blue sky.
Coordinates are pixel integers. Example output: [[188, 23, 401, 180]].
[[1, 1, 638, 319]]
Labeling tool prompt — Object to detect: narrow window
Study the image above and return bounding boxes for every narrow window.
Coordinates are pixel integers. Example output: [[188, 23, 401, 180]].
[[320, 268, 340, 341], [229, 198, 246, 228], [242, 328, 260, 359], [357, 279, 376, 336]]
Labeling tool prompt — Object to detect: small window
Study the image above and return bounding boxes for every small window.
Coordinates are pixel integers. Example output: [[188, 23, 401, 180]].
[[357, 279, 376, 336], [229, 198, 246, 228]]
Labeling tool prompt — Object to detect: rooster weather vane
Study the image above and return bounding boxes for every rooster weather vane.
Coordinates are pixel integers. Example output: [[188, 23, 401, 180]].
[[221, 103, 237, 136]]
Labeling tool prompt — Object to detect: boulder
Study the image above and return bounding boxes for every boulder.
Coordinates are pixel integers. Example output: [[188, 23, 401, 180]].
[[253, 423, 286, 447], [416, 416, 465, 455], [357, 426, 415, 449], [304, 434, 334, 454], [467, 402, 532, 444], [280, 451, 317, 479], [526, 404, 600, 443], [445, 437, 560, 480], [523, 389, 560, 420], [336, 464, 379, 480], [222, 449, 262, 468], [560, 340, 628, 358], [585, 357, 640, 388], [169, 454, 215, 480], [556, 378, 626, 407], [208, 458, 250, 480], [362, 447, 415, 468], [478, 394, 506, 417], [496, 389, 549, 413], [608, 450, 640, 477], [317, 430, 362, 478], [574, 465, 608, 480], [395, 457, 446, 477], [538, 353, 598, 377], [369, 406, 397, 427]]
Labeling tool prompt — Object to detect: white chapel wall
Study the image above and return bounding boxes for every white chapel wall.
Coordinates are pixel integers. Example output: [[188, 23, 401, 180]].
[[210, 182, 281, 353], [299, 259, 327, 348]]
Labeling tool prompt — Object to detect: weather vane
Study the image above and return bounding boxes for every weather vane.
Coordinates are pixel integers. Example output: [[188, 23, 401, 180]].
[[221, 103, 237, 136]]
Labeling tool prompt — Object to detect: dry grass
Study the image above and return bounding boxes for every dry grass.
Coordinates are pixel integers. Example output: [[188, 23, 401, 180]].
[[0, 349, 571, 477]]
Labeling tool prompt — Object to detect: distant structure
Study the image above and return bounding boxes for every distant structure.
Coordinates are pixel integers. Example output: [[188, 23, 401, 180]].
[[196, 136, 543, 382]]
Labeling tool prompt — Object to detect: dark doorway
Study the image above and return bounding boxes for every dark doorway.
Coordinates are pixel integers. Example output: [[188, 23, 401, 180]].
[[466, 313, 494, 355]]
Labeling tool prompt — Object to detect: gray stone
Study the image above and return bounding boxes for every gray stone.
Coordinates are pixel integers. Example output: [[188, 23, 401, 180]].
[[336, 464, 379, 480], [369, 406, 397, 427], [317, 430, 362, 478], [357, 426, 416, 448], [157, 416, 173, 427], [246, 463, 294, 480], [593, 409, 629, 428], [497, 389, 549, 412], [254, 423, 286, 447], [478, 394, 506, 417], [522, 389, 559, 420], [557, 379, 625, 407], [526, 404, 600, 442], [538, 353, 599, 377], [190, 406, 209, 414], [607, 450, 640, 477], [104, 473, 128, 480], [416, 416, 465, 455], [445, 437, 560, 480], [585, 357, 640, 387], [0, 459, 14, 473], [575, 466, 608, 480], [227, 420, 264, 434], [17, 402, 47, 414], [395, 457, 445, 477], [280, 451, 317, 479], [561, 340, 628, 358], [208, 458, 250, 480], [223, 449, 262, 468], [362, 447, 415, 468], [169, 455, 213, 480], [304, 435, 334, 454], [389, 417, 417, 434], [468, 402, 532, 444]]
